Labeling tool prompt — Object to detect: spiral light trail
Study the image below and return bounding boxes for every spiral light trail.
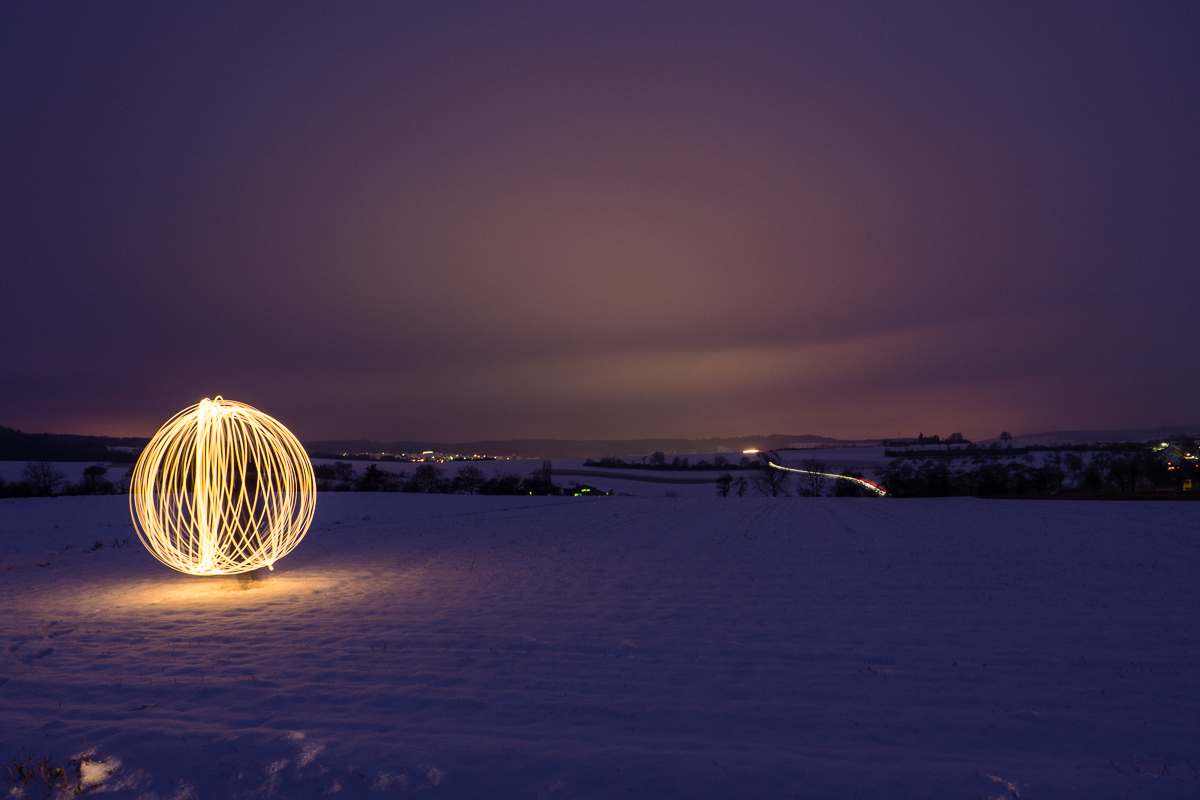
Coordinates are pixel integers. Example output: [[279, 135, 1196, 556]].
[[129, 397, 316, 575]]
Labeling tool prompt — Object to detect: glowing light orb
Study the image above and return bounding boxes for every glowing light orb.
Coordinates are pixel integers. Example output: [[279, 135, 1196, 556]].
[[130, 397, 316, 575]]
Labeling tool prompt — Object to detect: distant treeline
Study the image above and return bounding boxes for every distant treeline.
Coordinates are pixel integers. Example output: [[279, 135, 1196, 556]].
[[880, 449, 1197, 497], [0, 460, 565, 498], [1008, 424, 1200, 444], [325, 459, 882, 498], [582, 453, 756, 471], [0, 426, 145, 462], [315, 462, 563, 495], [8, 453, 1194, 500], [0, 461, 129, 498], [308, 452, 496, 463], [885, 441, 1152, 460], [304, 434, 837, 460], [712, 460, 879, 498]]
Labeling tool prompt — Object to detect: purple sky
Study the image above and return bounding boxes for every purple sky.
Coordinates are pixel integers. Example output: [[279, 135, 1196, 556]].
[[3, 3, 1198, 442]]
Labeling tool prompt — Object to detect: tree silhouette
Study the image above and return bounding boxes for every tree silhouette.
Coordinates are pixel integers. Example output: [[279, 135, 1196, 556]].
[[22, 461, 65, 496], [797, 458, 829, 496], [409, 464, 445, 493], [453, 465, 487, 495], [749, 464, 790, 497]]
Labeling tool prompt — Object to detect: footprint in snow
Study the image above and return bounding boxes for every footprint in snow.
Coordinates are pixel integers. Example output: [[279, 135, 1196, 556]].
[[18, 648, 53, 663]]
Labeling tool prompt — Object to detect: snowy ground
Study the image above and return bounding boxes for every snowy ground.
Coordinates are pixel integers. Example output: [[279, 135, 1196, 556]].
[[2, 494, 1198, 799]]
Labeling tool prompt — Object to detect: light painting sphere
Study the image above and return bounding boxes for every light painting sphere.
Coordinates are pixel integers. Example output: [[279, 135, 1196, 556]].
[[130, 397, 316, 575]]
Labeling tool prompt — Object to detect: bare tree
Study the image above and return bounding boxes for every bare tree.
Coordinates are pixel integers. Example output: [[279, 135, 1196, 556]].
[[22, 461, 65, 497], [797, 458, 829, 497], [357, 465, 405, 492], [80, 464, 113, 495], [488, 470, 523, 495], [454, 465, 487, 495], [114, 467, 133, 495], [750, 464, 790, 497], [715, 473, 733, 497], [733, 475, 749, 496], [409, 463, 446, 493]]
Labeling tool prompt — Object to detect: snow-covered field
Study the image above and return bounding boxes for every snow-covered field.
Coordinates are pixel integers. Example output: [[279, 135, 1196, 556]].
[[2, 494, 1198, 799]]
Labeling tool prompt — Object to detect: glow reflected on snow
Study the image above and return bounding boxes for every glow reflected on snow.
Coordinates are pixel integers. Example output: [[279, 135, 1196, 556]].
[[135, 573, 338, 606], [79, 568, 409, 609]]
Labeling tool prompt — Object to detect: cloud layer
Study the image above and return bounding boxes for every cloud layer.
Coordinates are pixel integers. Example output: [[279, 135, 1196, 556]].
[[2, 3, 1197, 440]]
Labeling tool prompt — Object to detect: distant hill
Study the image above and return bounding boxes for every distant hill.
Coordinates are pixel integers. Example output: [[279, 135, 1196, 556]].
[[304, 434, 838, 460], [13, 419, 1194, 462], [0, 426, 150, 462], [1013, 424, 1200, 443]]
